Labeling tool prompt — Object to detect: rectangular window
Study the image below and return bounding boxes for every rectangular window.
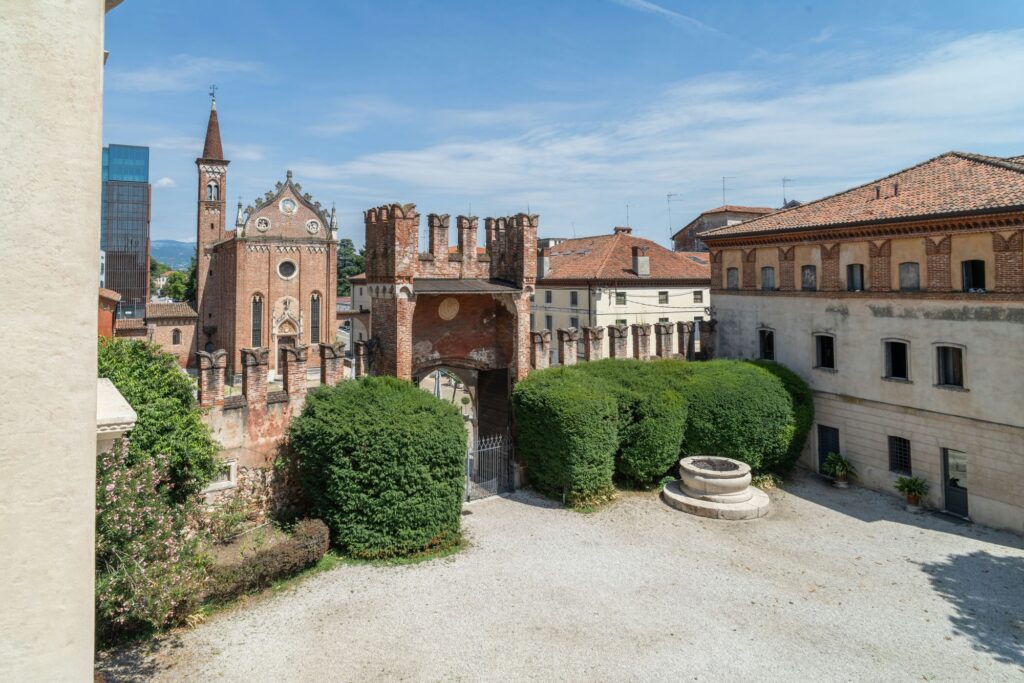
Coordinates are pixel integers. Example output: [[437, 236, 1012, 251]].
[[545, 315, 553, 331], [726, 268, 739, 290], [658, 291, 669, 304], [759, 329, 775, 361], [801, 265, 817, 291], [761, 267, 775, 291], [544, 290, 552, 304], [961, 260, 985, 291], [899, 262, 920, 291], [888, 436, 912, 475], [658, 317, 669, 324], [359, 287, 363, 296], [569, 316, 579, 329], [530, 313, 535, 329], [936, 346, 964, 387], [693, 290, 703, 303], [847, 264, 865, 291], [570, 290, 579, 307], [615, 292, 626, 305], [884, 341, 909, 380], [615, 318, 627, 327], [815, 334, 835, 370]]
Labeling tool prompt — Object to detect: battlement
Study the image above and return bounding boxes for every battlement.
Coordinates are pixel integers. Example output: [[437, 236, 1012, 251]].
[[523, 320, 716, 369], [363, 202, 538, 285]]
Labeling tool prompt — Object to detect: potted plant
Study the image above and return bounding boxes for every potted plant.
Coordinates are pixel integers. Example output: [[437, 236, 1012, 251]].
[[895, 476, 929, 510], [822, 452, 856, 488]]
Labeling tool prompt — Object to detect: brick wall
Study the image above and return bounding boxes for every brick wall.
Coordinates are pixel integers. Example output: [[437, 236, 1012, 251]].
[[925, 235, 952, 291], [993, 230, 1023, 292], [869, 240, 892, 292], [778, 246, 795, 291], [741, 249, 757, 290], [820, 243, 840, 291]]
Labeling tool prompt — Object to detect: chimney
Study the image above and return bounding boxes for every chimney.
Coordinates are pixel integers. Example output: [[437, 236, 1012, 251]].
[[614, 226, 632, 235], [538, 247, 551, 279], [632, 246, 650, 277]]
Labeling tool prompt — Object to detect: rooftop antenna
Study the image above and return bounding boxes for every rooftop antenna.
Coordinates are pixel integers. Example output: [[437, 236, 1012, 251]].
[[667, 192, 683, 238], [782, 177, 793, 205], [721, 176, 734, 205], [626, 204, 630, 227]]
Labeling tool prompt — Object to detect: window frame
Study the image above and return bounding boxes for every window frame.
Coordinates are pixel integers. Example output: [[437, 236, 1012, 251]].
[[658, 291, 669, 304], [726, 268, 739, 290], [961, 259, 986, 292], [544, 290, 552, 304], [615, 291, 627, 305], [888, 435, 912, 476], [761, 266, 776, 291], [693, 290, 704, 304], [569, 290, 579, 307], [251, 294, 263, 347], [934, 343, 966, 390], [801, 265, 817, 291], [898, 261, 921, 291], [814, 332, 836, 371], [171, 328, 182, 346], [882, 338, 910, 382], [309, 292, 322, 345], [846, 263, 865, 292]]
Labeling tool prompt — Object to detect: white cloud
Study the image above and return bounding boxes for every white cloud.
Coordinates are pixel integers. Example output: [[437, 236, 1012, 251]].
[[154, 176, 176, 188], [310, 96, 414, 136], [107, 55, 260, 92], [226, 143, 267, 162], [610, 0, 717, 34], [301, 30, 1024, 240]]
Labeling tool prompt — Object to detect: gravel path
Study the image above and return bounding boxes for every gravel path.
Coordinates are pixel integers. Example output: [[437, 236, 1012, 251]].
[[101, 472, 1024, 681]]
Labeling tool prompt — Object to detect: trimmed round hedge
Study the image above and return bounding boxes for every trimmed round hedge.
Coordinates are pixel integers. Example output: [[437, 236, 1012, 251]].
[[569, 360, 687, 484], [512, 367, 619, 506], [749, 360, 814, 473], [289, 377, 466, 558], [654, 359, 795, 472]]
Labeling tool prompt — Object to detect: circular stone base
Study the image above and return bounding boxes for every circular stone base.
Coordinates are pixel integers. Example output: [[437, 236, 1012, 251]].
[[661, 480, 770, 520]]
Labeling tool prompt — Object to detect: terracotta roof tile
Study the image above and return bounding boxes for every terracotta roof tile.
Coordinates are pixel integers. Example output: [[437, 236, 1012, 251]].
[[541, 230, 709, 282], [115, 318, 146, 330], [701, 205, 775, 215], [98, 288, 121, 302], [703, 151, 1024, 239], [202, 103, 223, 160], [145, 302, 197, 319]]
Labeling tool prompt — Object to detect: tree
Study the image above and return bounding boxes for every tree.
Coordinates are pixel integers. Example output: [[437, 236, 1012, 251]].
[[161, 271, 189, 301], [183, 255, 198, 303], [336, 238, 364, 296]]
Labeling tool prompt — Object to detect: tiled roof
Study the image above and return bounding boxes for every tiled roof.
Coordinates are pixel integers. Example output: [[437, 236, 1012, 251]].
[[703, 152, 1024, 239], [202, 103, 223, 160], [98, 287, 121, 302], [146, 301, 197, 319], [541, 230, 710, 282], [115, 318, 146, 330], [348, 272, 366, 283], [700, 205, 775, 215]]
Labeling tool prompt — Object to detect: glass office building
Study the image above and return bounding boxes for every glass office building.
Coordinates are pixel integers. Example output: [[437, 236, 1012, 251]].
[[101, 144, 151, 318]]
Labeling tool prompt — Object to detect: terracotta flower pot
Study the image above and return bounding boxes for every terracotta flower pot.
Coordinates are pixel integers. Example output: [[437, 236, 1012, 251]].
[[906, 493, 920, 507], [832, 473, 849, 489]]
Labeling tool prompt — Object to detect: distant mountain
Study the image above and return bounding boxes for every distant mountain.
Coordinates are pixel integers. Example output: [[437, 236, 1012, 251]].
[[151, 240, 195, 271]]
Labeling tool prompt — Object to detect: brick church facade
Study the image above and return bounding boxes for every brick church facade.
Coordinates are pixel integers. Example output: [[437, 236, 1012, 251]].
[[194, 100, 338, 377]]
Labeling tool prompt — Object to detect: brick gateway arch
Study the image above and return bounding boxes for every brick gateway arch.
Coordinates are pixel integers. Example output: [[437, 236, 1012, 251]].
[[355, 203, 537, 440]]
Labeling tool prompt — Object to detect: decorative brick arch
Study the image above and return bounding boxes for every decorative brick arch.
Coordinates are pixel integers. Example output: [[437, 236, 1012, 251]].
[[361, 203, 537, 438]]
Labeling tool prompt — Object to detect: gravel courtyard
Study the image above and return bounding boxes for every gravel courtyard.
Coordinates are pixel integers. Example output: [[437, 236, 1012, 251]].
[[103, 473, 1024, 682]]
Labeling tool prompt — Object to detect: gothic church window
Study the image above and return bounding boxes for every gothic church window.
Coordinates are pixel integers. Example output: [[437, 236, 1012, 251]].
[[172, 328, 182, 345], [252, 295, 263, 346], [206, 181, 218, 201], [310, 293, 321, 344]]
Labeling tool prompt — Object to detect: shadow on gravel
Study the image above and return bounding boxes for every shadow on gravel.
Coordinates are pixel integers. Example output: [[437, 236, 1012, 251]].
[[919, 551, 1024, 666], [783, 469, 1024, 551], [96, 635, 183, 682]]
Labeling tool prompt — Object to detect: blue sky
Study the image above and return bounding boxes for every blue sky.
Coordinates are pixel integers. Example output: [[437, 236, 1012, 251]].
[[103, 0, 1024, 246]]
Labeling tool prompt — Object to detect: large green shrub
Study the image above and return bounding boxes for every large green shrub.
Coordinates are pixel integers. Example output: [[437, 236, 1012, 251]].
[[570, 360, 687, 484], [289, 377, 466, 558], [95, 443, 209, 644], [98, 338, 218, 496], [749, 360, 814, 472], [512, 368, 619, 506], [661, 360, 795, 472]]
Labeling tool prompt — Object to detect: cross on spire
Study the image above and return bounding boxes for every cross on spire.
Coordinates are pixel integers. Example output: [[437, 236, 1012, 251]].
[[208, 84, 218, 102]]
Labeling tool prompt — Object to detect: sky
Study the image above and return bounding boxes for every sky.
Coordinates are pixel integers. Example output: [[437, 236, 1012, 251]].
[[103, 0, 1024, 247]]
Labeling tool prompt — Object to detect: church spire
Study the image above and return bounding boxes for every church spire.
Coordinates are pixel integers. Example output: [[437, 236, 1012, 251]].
[[201, 88, 224, 160]]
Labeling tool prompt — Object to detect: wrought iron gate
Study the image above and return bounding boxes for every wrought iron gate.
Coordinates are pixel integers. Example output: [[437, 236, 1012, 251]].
[[465, 432, 513, 501]]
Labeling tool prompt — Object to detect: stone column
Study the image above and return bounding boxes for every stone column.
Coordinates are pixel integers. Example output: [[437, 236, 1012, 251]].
[[319, 341, 346, 386], [654, 322, 674, 359], [582, 326, 605, 361], [556, 327, 579, 366], [677, 321, 693, 360], [631, 323, 652, 360], [241, 347, 269, 405], [196, 349, 227, 408], [699, 320, 716, 360], [530, 329, 551, 370], [608, 323, 629, 359], [281, 344, 309, 400], [353, 341, 367, 377]]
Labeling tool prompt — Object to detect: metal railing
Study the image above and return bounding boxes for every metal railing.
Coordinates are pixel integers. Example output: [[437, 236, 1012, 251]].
[[465, 432, 513, 501]]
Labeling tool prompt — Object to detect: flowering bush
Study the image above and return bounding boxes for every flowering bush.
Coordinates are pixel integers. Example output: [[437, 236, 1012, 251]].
[[98, 338, 218, 497], [95, 442, 209, 643]]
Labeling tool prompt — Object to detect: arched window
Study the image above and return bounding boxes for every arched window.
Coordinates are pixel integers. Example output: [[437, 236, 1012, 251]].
[[251, 295, 263, 346], [172, 328, 182, 345], [310, 293, 321, 344], [206, 181, 219, 201]]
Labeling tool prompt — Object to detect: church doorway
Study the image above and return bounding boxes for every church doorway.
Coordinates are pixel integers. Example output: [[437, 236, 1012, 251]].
[[277, 335, 296, 369]]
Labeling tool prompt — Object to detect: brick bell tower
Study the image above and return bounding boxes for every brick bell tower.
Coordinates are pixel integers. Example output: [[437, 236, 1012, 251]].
[[195, 91, 229, 351]]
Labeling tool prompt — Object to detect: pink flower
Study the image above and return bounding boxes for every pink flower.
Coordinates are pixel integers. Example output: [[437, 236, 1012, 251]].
[[106, 484, 115, 492]]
